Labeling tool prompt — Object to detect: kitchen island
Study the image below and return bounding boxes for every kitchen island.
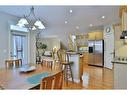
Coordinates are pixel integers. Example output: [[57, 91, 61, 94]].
[[67, 52, 84, 83]]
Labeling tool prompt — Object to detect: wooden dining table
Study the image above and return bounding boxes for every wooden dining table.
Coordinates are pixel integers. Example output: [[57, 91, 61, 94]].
[[0, 64, 53, 89]]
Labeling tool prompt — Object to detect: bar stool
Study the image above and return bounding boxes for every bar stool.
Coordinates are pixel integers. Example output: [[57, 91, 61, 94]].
[[57, 49, 74, 85]]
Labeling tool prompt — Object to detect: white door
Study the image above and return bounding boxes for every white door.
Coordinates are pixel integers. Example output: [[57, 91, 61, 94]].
[[104, 25, 114, 69], [11, 33, 28, 65]]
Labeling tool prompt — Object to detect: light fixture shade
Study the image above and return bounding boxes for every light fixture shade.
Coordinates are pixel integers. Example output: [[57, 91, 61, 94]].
[[34, 20, 45, 29], [18, 18, 28, 25], [17, 7, 45, 31], [31, 26, 36, 30]]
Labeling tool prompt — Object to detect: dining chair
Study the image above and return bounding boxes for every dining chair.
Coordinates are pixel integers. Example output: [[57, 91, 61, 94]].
[[52, 50, 60, 70], [40, 70, 63, 89], [5, 60, 14, 68], [14, 59, 22, 67], [0, 85, 4, 90]]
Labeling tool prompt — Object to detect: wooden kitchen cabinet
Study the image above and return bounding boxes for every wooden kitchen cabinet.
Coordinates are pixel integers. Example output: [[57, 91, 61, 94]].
[[119, 6, 127, 31], [88, 30, 103, 40], [82, 52, 89, 66]]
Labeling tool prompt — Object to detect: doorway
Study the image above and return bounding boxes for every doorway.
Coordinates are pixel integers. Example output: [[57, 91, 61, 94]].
[[11, 32, 28, 65]]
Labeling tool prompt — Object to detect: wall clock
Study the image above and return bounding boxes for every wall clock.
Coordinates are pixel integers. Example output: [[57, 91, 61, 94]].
[[106, 27, 111, 33]]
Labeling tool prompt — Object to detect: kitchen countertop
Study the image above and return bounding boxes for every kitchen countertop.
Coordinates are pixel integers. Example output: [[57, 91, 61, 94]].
[[66, 51, 78, 55], [66, 51, 85, 58], [111, 60, 127, 64]]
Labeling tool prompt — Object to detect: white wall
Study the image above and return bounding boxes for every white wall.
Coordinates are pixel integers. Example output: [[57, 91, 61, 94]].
[[29, 32, 36, 64], [40, 26, 88, 49], [114, 24, 127, 57], [0, 12, 18, 68], [40, 37, 60, 50], [0, 12, 36, 68]]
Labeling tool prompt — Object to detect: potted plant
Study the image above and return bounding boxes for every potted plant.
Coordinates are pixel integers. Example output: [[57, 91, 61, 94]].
[[38, 43, 47, 56], [40, 44, 47, 50]]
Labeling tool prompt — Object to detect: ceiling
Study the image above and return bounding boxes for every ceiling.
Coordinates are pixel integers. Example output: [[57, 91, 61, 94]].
[[0, 6, 120, 33]]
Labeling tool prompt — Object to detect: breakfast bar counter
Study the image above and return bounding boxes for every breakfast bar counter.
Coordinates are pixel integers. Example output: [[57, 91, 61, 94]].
[[67, 52, 83, 83]]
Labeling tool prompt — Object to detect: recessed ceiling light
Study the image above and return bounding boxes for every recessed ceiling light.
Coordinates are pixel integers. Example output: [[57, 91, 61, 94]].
[[89, 24, 93, 27], [69, 9, 73, 13], [76, 26, 79, 29], [65, 21, 68, 24], [101, 16, 105, 19]]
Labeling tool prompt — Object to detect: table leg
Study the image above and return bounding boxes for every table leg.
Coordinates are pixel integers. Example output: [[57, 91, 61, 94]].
[[51, 61, 53, 70]]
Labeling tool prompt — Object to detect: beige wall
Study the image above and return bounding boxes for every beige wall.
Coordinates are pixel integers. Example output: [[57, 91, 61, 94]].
[[115, 45, 127, 57], [114, 24, 127, 57], [115, 10, 127, 57], [40, 37, 60, 50]]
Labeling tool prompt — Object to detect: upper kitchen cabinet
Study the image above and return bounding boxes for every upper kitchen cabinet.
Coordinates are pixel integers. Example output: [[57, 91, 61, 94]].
[[119, 6, 127, 31], [113, 24, 124, 52], [68, 34, 88, 52], [88, 30, 103, 40]]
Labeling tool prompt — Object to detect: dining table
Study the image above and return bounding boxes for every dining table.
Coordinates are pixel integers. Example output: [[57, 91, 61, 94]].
[[0, 64, 51, 89]]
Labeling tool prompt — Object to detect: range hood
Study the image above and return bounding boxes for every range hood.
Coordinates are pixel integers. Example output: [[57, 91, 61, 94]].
[[120, 31, 127, 39]]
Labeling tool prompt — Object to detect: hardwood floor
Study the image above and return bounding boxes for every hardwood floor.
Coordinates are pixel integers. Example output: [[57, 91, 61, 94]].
[[62, 65, 113, 89], [0, 64, 113, 89]]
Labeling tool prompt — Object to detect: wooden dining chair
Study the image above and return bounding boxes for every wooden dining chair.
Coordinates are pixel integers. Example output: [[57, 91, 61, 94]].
[[5, 60, 14, 68], [0, 85, 4, 90], [52, 50, 60, 70], [14, 59, 22, 67], [40, 70, 63, 89]]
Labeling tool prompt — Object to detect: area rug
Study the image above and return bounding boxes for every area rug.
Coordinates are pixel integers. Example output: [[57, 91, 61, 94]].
[[27, 72, 49, 84]]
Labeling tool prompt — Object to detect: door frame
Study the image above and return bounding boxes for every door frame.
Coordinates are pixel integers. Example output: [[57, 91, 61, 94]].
[[9, 30, 29, 64]]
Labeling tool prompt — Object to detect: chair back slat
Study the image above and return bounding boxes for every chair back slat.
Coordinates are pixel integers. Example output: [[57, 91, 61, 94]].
[[5, 59, 22, 68], [40, 71, 63, 89], [54, 71, 63, 89], [57, 50, 69, 63], [5, 60, 13, 64], [15, 59, 20, 64], [5, 60, 14, 68]]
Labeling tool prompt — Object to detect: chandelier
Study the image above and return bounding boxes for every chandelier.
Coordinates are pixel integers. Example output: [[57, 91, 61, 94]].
[[17, 6, 45, 31]]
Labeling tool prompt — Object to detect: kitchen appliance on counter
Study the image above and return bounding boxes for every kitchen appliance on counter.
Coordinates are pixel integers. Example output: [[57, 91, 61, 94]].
[[88, 40, 104, 67]]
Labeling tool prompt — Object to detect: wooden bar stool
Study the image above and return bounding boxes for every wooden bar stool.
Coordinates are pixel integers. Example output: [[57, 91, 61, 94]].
[[57, 50, 74, 85]]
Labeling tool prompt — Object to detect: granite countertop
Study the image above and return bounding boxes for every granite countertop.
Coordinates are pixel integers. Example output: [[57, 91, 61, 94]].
[[67, 51, 77, 54], [66, 51, 85, 58], [112, 60, 127, 64]]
